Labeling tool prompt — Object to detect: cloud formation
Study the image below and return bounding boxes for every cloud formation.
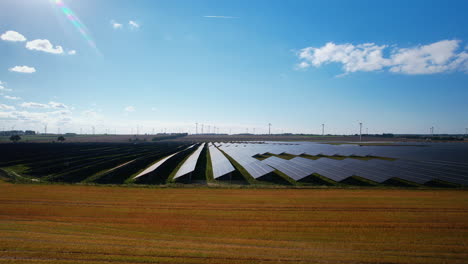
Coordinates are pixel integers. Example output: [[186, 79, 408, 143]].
[[111, 20, 122, 29], [0, 81, 13, 92], [20, 102, 50, 109], [1, 30, 27, 42], [68, 50, 76, 55], [0, 109, 72, 126], [129, 20, 140, 29], [49, 101, 68, 109], [26, 39, 64, 54], [0, 104, 15, 110], [9, 65, 36, 73], [20, 101, 69, 109], [4, 95, 21, 100], [297, 40, 468, 75]]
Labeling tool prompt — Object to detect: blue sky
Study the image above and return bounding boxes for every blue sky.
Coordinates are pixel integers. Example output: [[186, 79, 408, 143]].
[[0, 0, 467, 135]]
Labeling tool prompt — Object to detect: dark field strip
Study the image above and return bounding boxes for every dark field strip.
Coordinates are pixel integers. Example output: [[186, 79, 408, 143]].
[[0, 183, 467, 264]]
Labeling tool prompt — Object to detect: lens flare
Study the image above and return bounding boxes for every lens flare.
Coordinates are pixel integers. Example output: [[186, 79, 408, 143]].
[[53, 0, 98, 51]]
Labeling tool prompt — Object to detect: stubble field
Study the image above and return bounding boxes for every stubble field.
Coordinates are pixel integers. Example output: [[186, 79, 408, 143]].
[[0, 181, 467, 263]]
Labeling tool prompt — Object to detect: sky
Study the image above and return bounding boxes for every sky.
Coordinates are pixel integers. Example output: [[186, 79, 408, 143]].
[[0, 0, 467, 135]]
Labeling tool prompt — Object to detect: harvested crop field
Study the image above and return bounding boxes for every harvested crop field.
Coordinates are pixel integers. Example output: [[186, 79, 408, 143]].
[[0, 182, 467, 263]]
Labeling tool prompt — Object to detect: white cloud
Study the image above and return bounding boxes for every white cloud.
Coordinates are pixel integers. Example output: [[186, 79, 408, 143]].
[[0, 104, 15, 110], [111, 20, 123, 29], [297, 40, 468, 75], [1, 30, 26, 42], [0, 81, 13, 92], [20, 101, 69, 109], [124, 106, 135, 112], [389, 40, 464, 74], [9, 65, 36, 73], [20, 102, 50, 109], [68, 50, 76, 55], [129, 20, 140, 29], [0, 109, 72, 126], [203, 16, 238, 19], [4, 95, 21, 100], [296, 61, 310, 69], [49, 101, 68, 109], [298, 42, 390, 73], [26, 39, 64, 54]]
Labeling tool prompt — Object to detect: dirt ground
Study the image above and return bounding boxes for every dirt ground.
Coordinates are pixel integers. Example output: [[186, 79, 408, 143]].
[[0, 182, 467, 263]]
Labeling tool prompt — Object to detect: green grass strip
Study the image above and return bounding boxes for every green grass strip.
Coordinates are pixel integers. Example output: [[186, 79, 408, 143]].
[[167, 145, 199, 183], [205, 146, 215, 182]]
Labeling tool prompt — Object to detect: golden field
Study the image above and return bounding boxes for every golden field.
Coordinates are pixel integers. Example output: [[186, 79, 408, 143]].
[[0, 181, 467, 263]]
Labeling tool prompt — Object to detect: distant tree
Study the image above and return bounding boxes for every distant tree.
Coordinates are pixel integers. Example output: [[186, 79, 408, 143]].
[[57, 136, 66, 142], [10, 135, 21, 143]]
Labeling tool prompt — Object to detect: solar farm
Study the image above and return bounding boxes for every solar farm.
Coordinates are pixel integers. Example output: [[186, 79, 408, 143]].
[[1, 141, 468, 264], [1, 141, 467, 187]]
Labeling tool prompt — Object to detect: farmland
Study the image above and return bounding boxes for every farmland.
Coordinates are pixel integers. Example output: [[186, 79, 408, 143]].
[[1, 142, 468, 263], [0, 134, 187, 143], [2, 133, 458, 144], [0, 182, 467, 264]]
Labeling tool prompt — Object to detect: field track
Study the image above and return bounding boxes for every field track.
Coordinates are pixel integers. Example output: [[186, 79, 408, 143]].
[[0, 181, 467, 263]]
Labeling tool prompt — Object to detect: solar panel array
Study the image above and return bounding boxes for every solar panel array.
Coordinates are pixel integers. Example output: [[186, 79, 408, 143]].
[[174, 143, 205, 179], [134, 145, 195, 179], [219, 144, 275, 179], [209, 144, 235, 179], [217, 142, 468, 185]]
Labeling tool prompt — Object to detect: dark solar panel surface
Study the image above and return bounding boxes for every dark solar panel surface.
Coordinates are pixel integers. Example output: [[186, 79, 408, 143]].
[[217, 141, 468, 185]]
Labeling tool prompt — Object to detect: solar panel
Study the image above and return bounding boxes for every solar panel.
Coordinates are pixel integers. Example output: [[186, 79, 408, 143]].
[[340, 159, 395, 182], [262, 156, 311, 181], [134, 144, 195, 179], [217, 142, 468, 185], [287, 157, 351, 182], [311, 160, 353, 182], [387, 160, 433, 184], [220, 145, 274, 178], [209, 144, 235, 179], [174, 143, 205, 179]]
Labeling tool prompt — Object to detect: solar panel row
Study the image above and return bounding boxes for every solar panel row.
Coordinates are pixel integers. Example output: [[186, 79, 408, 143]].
[[133, 144, 196, 179], [209, 145, 235, 179], [219, 145, 275, 178], [174, 143, 205, 179], [219, 142, 468, 185]]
